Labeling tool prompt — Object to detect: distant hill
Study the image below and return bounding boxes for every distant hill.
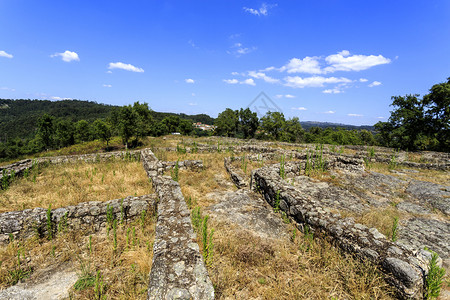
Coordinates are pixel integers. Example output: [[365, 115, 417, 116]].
[[0, 99, 215, 142], [300, 121, 375, 132]]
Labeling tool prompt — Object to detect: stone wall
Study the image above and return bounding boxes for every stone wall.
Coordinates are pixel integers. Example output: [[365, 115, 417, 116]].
[[0, 195, 156, 244], [251, 164, 432, 299], [141, 149, 214, 300]]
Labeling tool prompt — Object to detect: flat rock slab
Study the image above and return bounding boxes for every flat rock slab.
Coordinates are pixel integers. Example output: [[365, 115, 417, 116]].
[[207, 190, 289, 241], [406, 180, 450, 215], [398, 217, 450, 269], [0, 270, 78, 300]]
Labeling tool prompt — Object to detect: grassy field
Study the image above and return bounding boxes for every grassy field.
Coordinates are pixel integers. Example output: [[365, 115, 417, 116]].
[[0, 159, 155, 299], [1, 135, 448, 299]]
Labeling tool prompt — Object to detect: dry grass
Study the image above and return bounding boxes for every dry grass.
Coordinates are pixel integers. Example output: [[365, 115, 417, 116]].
[[159, 139, 395, 299], [0, 160, 150, 213], [0, 157, 155, 299], [0, 213, 155, 299], [371, 163, 449, 186]]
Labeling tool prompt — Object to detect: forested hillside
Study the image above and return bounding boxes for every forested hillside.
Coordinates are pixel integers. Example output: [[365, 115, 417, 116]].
[[0, 99, 215, 142], [0, 99, 113, 142]]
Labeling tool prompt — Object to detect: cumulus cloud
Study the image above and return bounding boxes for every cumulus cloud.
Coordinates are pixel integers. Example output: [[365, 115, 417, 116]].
[[0, 50, 13, 59], [223, 79, 239, 84], [248, 71, 279, 83], [322, 88, 343, 94], [291, 107, 307, 111], [243, 3, 276, 16], [103, 84, 112, 88], [185, 78, 195, 84], [284, 76, 352, 88], [377, 116, 385, 119], [368, 81, 382, 87], [324, 110, 335, 114], [348, 113, 363, 117], [280, 56, 322, 74], [324, 50, 390, 73], [285, 94, 295, 98], [51, 96, 72, 101], [51, 50, 80, 62], [359, 78, 368, 82], [241, 78, 256, 86], [108, 62, 144, 73]]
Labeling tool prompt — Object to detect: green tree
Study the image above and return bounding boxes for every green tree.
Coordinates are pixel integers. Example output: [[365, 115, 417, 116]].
[[238, 108, 259, 139], [54, 118, 75, 148], [375, 78, 450, 152], [215, 108, 239, 137], [112, 105, 136, 149], [93, 119, 112, 148], [36, 114, 55, 150], [74, 120, 91, 143], [260, 111, 286, 140], [282, 117, 304, 142]]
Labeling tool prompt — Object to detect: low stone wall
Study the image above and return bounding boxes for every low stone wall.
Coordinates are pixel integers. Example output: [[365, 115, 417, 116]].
[[141, 150, 214, 300], [251, 165, 431, 299], [224, 157, 247, 188], [0, 195, 156, 244], [37, 149, 141, 164]]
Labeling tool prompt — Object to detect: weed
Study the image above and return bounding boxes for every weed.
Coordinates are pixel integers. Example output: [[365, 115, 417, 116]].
[[274, 190, 281, 213], [74, 257, 94, 291], [290, 228, 297, 242], [391, 216, 399, 242], [389, 150, 398, 170], [186, 196, 192, 209], [106, 204, 114, 236], [140, 209, 147, 229], [279, 154, 285, 179], [58, 211, 68, 233], [8, 248, 31, 285], [46, 204, 53, 240], [94, 270, 107, 299], [112, 219, 118, 252], [87, 235, 92, 255], [281, 211, 290, 224], [425, 250, 445, 299], [172, 159, 180, 182], [242, 155, 247, 174], [191, 207, 202, 232], [201, 215, 214, 267]]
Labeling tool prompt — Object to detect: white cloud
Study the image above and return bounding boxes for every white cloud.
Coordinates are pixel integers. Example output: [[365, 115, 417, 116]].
[[51, 96, 72, 101], [103, 84, 112, 88], [0, 51, 13, 59], [359, 78, 368, 82], [348, 113, 363, 117], [285, 94, 295, 98], [185, 78, 195, 84], [280, 56, 322, 74], [248, 71, 279, 83], [106, 70, 113, 74], [189, 102, 197, 106], [51, 50, 80, 62], [0, 87, 15, 91], [241, 78, 256, 86], [243, 3, 275, 16], [322, 88, 343, 94], [108, 62, 144, 73], [275, 95, 283, 99], [223, 79, 239, 84], [229, 43, 256, 57], [377, 116, 385, 119], [231, 72, 241, 76], [284, 76, 352, 88], [291, 107, 307, 111], [368, 81, 382, 87], [324, 110, 335, 114], [188, 40, 199, 49], [191, 93, 196, 97], [324, 50, 391, 73]]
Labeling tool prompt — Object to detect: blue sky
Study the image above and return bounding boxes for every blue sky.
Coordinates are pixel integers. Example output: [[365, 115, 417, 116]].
[[1, 1, 449, 125]]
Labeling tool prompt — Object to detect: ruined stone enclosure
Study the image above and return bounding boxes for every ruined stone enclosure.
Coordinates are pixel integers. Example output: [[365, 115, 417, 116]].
[[0, 137, 449, 299]]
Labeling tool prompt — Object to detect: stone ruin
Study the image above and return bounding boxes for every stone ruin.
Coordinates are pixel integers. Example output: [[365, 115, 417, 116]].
[[0, 141, 449, 299]]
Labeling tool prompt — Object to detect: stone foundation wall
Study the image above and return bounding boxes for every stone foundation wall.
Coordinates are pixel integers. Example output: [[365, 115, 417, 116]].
[[251, 164, 431, 299], [141, 150, 214, 300], [0, 195, 156, 244]]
